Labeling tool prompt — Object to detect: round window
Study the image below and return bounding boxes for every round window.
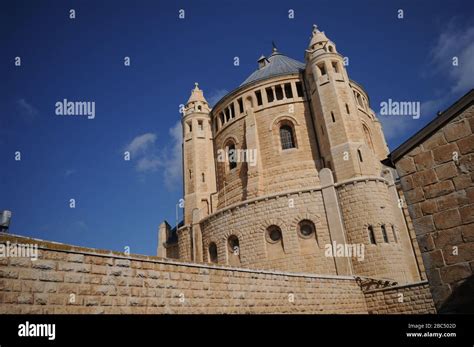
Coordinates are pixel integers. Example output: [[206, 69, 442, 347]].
[[266, 225, 282, 243], [298, 220, 315, 238]]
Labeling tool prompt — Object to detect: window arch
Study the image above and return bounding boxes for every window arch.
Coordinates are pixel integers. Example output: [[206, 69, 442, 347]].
[[209, 242, 218, 263], [280, 124, 296, 150], [368, 225, 376, 244]]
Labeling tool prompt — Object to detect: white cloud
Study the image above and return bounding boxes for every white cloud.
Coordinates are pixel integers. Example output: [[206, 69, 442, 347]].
[[207, 89, 229, 107], [125, 133, 157, 155], [125, 122, 182, 189], [430, 25, 474, 95], [380, 24, 474, 144]]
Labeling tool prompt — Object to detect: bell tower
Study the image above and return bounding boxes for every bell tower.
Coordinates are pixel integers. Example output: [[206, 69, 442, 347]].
[[182, 83, 217, 225], [305, 25, 380, 182]]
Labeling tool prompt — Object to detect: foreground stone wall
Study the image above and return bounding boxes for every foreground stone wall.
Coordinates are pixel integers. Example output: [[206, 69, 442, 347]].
[[394, 104, 474, 310], [0, 234, 435, 314], [364, 281, 436, 314]]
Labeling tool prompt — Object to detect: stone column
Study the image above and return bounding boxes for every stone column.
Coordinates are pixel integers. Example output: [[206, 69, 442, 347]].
[[320, 168, 352, 275]]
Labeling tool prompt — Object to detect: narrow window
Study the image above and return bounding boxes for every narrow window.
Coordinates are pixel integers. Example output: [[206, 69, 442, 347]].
[[368, 225, 376, 244], [358, 149, 363, 162], [381, 225, 388, 243], [284, 83, 293, 98], [318, 63, 327, 76], [275, 85, 284, 100], [392, 225, 398, 243], [230, 103, 235, 119], [228, 143, 237, 170], [198, 120, 203, 131], [209, 243, 218, 263], [345, 103, 350, 114], [189, 169, 192, 180], [219, 112, 225, 125], [266, 87, 275, 103], [187, 121, 192, 132], [331, 112, 335, 123], [225, 107, 230, 122], [237, 98, 244, 113], [201, 173, 205, 182], [295, 82, 304, 97], [255, 90, 263, 106], [228, 235, 240, 257], [280, 125, 295, 150], [332, 61, 339, 73]]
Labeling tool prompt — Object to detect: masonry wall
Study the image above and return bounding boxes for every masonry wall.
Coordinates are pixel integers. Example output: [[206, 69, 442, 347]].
[[200, 188, 337, 275], [0, 234, 366, 314], [364, 281, 436, 314], [394, 104, 474, 311]]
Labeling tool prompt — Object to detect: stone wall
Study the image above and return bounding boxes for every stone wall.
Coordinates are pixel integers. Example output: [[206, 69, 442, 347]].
[[364, 281, 436, 314], [393, 102, 474, 311], [0, 233, 435, 314]]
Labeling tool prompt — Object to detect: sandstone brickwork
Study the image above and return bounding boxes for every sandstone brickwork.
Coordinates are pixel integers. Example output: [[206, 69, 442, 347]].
[[0, 234, 434, 314], [391, 92, 474, 311]]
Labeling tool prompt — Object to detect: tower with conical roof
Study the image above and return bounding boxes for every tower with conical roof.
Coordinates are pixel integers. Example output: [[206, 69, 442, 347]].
[[182, 83, 217, 225]]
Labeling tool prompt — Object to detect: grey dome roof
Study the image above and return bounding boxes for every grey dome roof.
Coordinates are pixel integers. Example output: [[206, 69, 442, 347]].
[[240, 51, 305, 86]]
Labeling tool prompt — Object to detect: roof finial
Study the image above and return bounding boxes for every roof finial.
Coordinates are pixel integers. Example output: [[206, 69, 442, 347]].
[[272, 41, 278, 53], [313, 24, 318, 32], [194, 82, 199, 89]]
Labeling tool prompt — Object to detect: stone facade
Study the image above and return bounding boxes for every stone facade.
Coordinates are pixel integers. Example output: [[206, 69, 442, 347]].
[[389, 90, 474, 312], [159, 24, 424, 287], [0, 234, 434, 314]]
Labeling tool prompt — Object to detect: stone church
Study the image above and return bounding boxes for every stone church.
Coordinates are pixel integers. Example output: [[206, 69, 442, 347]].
[[158, 25, 425, 285]]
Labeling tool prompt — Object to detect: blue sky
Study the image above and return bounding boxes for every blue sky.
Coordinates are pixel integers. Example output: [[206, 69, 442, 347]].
[[1, 0, 473, 255]]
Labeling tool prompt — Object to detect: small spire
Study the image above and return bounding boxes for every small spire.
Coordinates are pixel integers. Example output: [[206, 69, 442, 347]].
[[272, 41, 278, 54], [187, 82, 208, 105]]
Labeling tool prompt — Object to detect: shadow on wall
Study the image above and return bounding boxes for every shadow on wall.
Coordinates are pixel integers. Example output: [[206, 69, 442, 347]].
[[438, 275, 474, 314]]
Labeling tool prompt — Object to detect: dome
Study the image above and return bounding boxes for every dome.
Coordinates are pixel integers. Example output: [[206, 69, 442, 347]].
[[240, 50, 305, 86]]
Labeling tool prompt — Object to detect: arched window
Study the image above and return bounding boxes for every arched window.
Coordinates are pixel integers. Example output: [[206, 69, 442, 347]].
[[209, 242, 218, 263], [362, 124, 374, 151], [381, 225, 388, 243], [368, 225, 376, 244], [280, 125, 296, 150], [392, 225, 398, 243], [227, 143, 237, 170], [328, 45, 334, 53], [197, 105, 202, 111], [227, 235, 240, 265]]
